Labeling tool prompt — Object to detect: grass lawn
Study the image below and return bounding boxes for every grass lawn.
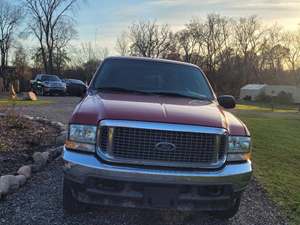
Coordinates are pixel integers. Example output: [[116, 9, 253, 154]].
[[235, 105, 300, 224], [0, 99, 53, 106], [236, 103, 299, 113]]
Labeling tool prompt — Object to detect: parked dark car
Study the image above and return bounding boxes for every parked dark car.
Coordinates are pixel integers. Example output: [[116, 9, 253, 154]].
[[31, 74, 66, 96], [64, 79, 87, 97]]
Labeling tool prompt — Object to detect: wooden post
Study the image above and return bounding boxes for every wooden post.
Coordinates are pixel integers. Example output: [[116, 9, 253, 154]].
[[10, 84, 17, 100]]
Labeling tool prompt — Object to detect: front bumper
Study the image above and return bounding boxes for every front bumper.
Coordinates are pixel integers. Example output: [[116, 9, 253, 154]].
[[63, 148, 252, 210], [44, 87, 66, 94]]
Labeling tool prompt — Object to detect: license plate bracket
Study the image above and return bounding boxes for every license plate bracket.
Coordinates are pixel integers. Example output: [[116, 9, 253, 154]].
[[144, 186, 178, 208]]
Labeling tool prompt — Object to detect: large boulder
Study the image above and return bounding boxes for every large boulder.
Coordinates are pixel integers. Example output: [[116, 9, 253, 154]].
[[0, 175, 19, 194], [19, 91, 37, 101], [0, 176, 10, 195], [25, 91, 37, 101], [17, 165, 32, 179], [15, 175, 27, 186]]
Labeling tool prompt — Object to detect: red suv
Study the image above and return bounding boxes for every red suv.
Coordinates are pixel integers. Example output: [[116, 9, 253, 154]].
[[63, 57, 252, 218]]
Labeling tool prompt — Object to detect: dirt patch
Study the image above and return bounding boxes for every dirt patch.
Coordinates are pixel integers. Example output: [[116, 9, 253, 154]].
[[0, 112, 61, 175]]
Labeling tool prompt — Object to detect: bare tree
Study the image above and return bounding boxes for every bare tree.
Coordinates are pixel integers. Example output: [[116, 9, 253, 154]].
[[53, 19, 77, 73], [22, 0, 79, 74], [234, 16, 263, 58], [0, 0, 22, 74], [128, 20, 173, 58], [283, 31, 300, 70], [260, 25, 288, 72], [283, 31, 300, 84], [71, 41, 109, 67], [115, 31, 130, 56], [13, 45, 28, 78], [233, 16, 264, 83], [202, 14, 231, 74], [175, 28, 199, 63]]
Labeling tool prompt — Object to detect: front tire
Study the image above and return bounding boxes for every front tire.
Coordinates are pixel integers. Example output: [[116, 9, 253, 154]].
[[210, 194, 242, 219], [63, 178, 85, 214]]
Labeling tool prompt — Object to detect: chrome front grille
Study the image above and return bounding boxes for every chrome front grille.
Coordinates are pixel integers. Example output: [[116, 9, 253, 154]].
[[97, 120, 227, 169]]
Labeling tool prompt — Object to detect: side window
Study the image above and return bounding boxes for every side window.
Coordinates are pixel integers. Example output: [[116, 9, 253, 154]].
[[37, 75, 42, 81]]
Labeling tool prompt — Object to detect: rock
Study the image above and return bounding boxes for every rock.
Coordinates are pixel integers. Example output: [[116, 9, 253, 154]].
[[33, 152, 48, 166], [32, 152, 50, 172], [23, 115, 34, 120], [33, 152, 44, 164], [27, 91, 37, 101], [0, 176, 11, 195], [16, 175, 27, 186], [0, 175, 19, 193], [41, 152, 49, 162], [53, 121, 65, 129], [17, 165, 32, 179]]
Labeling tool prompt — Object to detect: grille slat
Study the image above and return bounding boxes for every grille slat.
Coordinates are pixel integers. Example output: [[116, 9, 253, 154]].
[[99, 125, 227, 167]]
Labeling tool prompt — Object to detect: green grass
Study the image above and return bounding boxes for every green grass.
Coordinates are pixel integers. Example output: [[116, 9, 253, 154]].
[[236, 103, 298, 113], [236, 107, 300, 224], [0, 99, 53, 106]]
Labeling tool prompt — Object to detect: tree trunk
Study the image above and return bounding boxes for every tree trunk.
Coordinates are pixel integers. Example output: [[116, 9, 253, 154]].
[[48, 48, 53, 74], [1, 48, 5, 72], [40, 45, 48, 74]]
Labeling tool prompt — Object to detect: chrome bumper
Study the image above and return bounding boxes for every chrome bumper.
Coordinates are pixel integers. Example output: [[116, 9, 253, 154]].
[[63, 148, 252, 192]]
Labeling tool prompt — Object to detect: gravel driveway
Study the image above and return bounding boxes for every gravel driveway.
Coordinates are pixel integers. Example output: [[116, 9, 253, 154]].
[[0, 97, 288, 225], [11, 96, 81, 123]]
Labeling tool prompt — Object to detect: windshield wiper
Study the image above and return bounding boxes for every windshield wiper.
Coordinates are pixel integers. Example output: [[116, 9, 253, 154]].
[[95, 86, 149, 95], [145, 91, 211, 101], [95, 87, 210, 100]]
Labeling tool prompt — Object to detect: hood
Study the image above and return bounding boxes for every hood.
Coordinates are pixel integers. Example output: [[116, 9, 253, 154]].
[[43, 81, 65, 87], [70, 92, 248, 136]]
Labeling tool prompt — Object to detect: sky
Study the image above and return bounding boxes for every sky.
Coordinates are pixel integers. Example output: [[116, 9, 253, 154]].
[[73, 0, 300, 54]]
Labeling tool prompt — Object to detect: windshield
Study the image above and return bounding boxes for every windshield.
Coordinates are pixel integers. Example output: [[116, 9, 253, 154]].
[[92, 59, 214, 100], [68, 79, 85, 85], [41, 75, 60, 82]]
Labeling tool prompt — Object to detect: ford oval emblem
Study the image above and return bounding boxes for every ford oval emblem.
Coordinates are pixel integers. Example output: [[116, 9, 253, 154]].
[[155, 142, 176, 152]]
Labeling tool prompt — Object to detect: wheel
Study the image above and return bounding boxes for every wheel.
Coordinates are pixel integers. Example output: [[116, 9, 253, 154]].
[[63, 178, 85, 214], [210, 194, 242, 219]]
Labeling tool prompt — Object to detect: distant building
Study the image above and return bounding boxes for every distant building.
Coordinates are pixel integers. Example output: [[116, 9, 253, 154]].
[[240, 84, 300, 103], [239, 84, 267, 101]]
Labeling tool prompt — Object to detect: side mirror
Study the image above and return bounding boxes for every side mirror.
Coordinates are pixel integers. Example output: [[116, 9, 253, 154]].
[[218, 95, 236, 109]]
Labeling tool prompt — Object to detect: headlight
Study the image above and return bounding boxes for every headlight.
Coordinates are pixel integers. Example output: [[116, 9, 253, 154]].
[[66, 124, 97, 152], [227, 136, 251, 162]]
